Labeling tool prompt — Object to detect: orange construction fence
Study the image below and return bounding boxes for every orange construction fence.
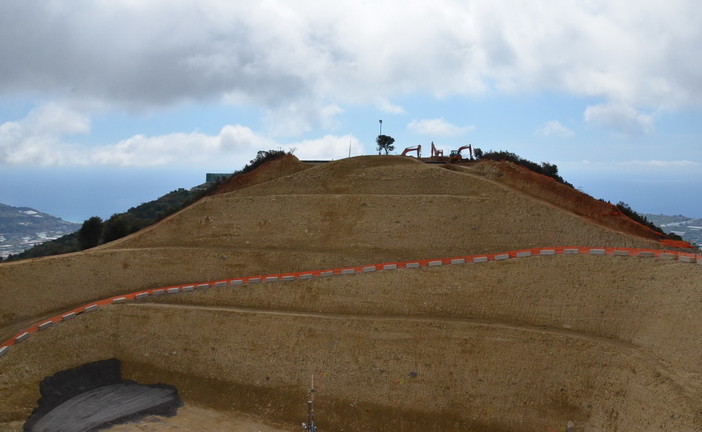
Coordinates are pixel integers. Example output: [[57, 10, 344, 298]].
[[1, 246, 700, 357]]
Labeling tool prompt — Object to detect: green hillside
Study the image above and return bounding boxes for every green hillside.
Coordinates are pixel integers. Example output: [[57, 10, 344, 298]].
[[3, 187, 210, 262]]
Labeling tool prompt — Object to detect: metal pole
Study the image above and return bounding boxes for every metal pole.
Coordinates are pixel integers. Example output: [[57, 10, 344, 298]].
[[308, 375, 316, 432], [379, 119, 383, 136]]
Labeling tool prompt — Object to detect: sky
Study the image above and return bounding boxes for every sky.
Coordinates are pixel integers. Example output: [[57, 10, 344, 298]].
[[1, 0, 701, 223]]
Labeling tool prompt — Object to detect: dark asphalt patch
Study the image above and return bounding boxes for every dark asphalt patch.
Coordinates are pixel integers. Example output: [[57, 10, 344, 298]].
[[29, 382, 179, 432], [24, 359, 182, 432]]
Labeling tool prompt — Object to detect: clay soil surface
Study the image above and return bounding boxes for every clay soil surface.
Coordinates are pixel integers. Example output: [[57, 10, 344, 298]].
[[103, 405, 289, 432], [1, 155, 700, 431], [0, 406, 287, 432]]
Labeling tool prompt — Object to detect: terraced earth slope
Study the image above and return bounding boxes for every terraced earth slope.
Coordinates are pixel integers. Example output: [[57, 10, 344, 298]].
[[1, 155, 700, 431]]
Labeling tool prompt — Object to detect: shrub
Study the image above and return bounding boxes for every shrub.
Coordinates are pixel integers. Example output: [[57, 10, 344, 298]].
[[78, 216, 103, 250], [615, 202, 666, 235], [475, 150, 574, 187], [241, 150, 289, 174], [102, 214, 133, 243]]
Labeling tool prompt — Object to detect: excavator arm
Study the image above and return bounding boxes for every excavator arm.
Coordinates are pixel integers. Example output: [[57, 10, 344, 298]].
[[450, 145, 473, 162], [401, 145, 422, 157], [456, 145, 473, 159]]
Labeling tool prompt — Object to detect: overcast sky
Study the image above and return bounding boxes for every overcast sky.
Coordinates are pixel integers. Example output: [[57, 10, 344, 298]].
[[1, 0, 701, 221]]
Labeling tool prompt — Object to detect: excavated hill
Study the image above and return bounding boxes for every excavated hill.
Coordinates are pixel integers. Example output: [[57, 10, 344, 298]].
[[455, 160, 691, 246], [1, 155, 700, 431], [0, 156, 667, 333]]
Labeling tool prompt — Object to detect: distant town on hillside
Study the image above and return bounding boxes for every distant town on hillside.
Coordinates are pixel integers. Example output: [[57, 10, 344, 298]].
[[644, 214, 702, 248], [0, 203, 80, 259]]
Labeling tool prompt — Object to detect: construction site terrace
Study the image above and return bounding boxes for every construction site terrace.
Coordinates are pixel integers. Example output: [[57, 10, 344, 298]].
[[1, 154, 700, 431]]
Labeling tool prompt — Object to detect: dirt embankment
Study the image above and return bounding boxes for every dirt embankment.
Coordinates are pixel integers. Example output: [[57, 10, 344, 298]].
[[455, 160, 694, 248], [1, 155, 700, 431], [102, 405, 290, 432], [209, 154, 312, 196], [2, 255, 700, 431], [0, 157, 663, 332]]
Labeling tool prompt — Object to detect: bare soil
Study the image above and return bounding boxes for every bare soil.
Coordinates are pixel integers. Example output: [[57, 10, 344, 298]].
[[103, 405, 290, 432], [1, 155, 700, 431]]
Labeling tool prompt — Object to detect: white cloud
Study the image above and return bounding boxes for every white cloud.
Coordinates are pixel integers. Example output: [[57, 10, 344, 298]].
[[407, 118, 475, 137], [2, 0, 700, 125], [24, 103, 91, 136], [0, 104, 361, 166], [89, 125, 281, 167], [0, 103, 91, 138], [0, 103, 92, 165], [291, 134, 362, 160], [559, 159, 701, 175], [621, 160, 700, 168], [97, 126, 360, 167], [537, 120, 574, 138], [264, 102, 345, 137], [375, 99, 406, 114], [584, 103, 654, 136]]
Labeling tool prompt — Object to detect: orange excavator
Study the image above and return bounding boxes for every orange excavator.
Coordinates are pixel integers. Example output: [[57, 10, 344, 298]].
[[449, 145, 473, 162], [431, 141, 443, 157], [401, 145, 421, 157]]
